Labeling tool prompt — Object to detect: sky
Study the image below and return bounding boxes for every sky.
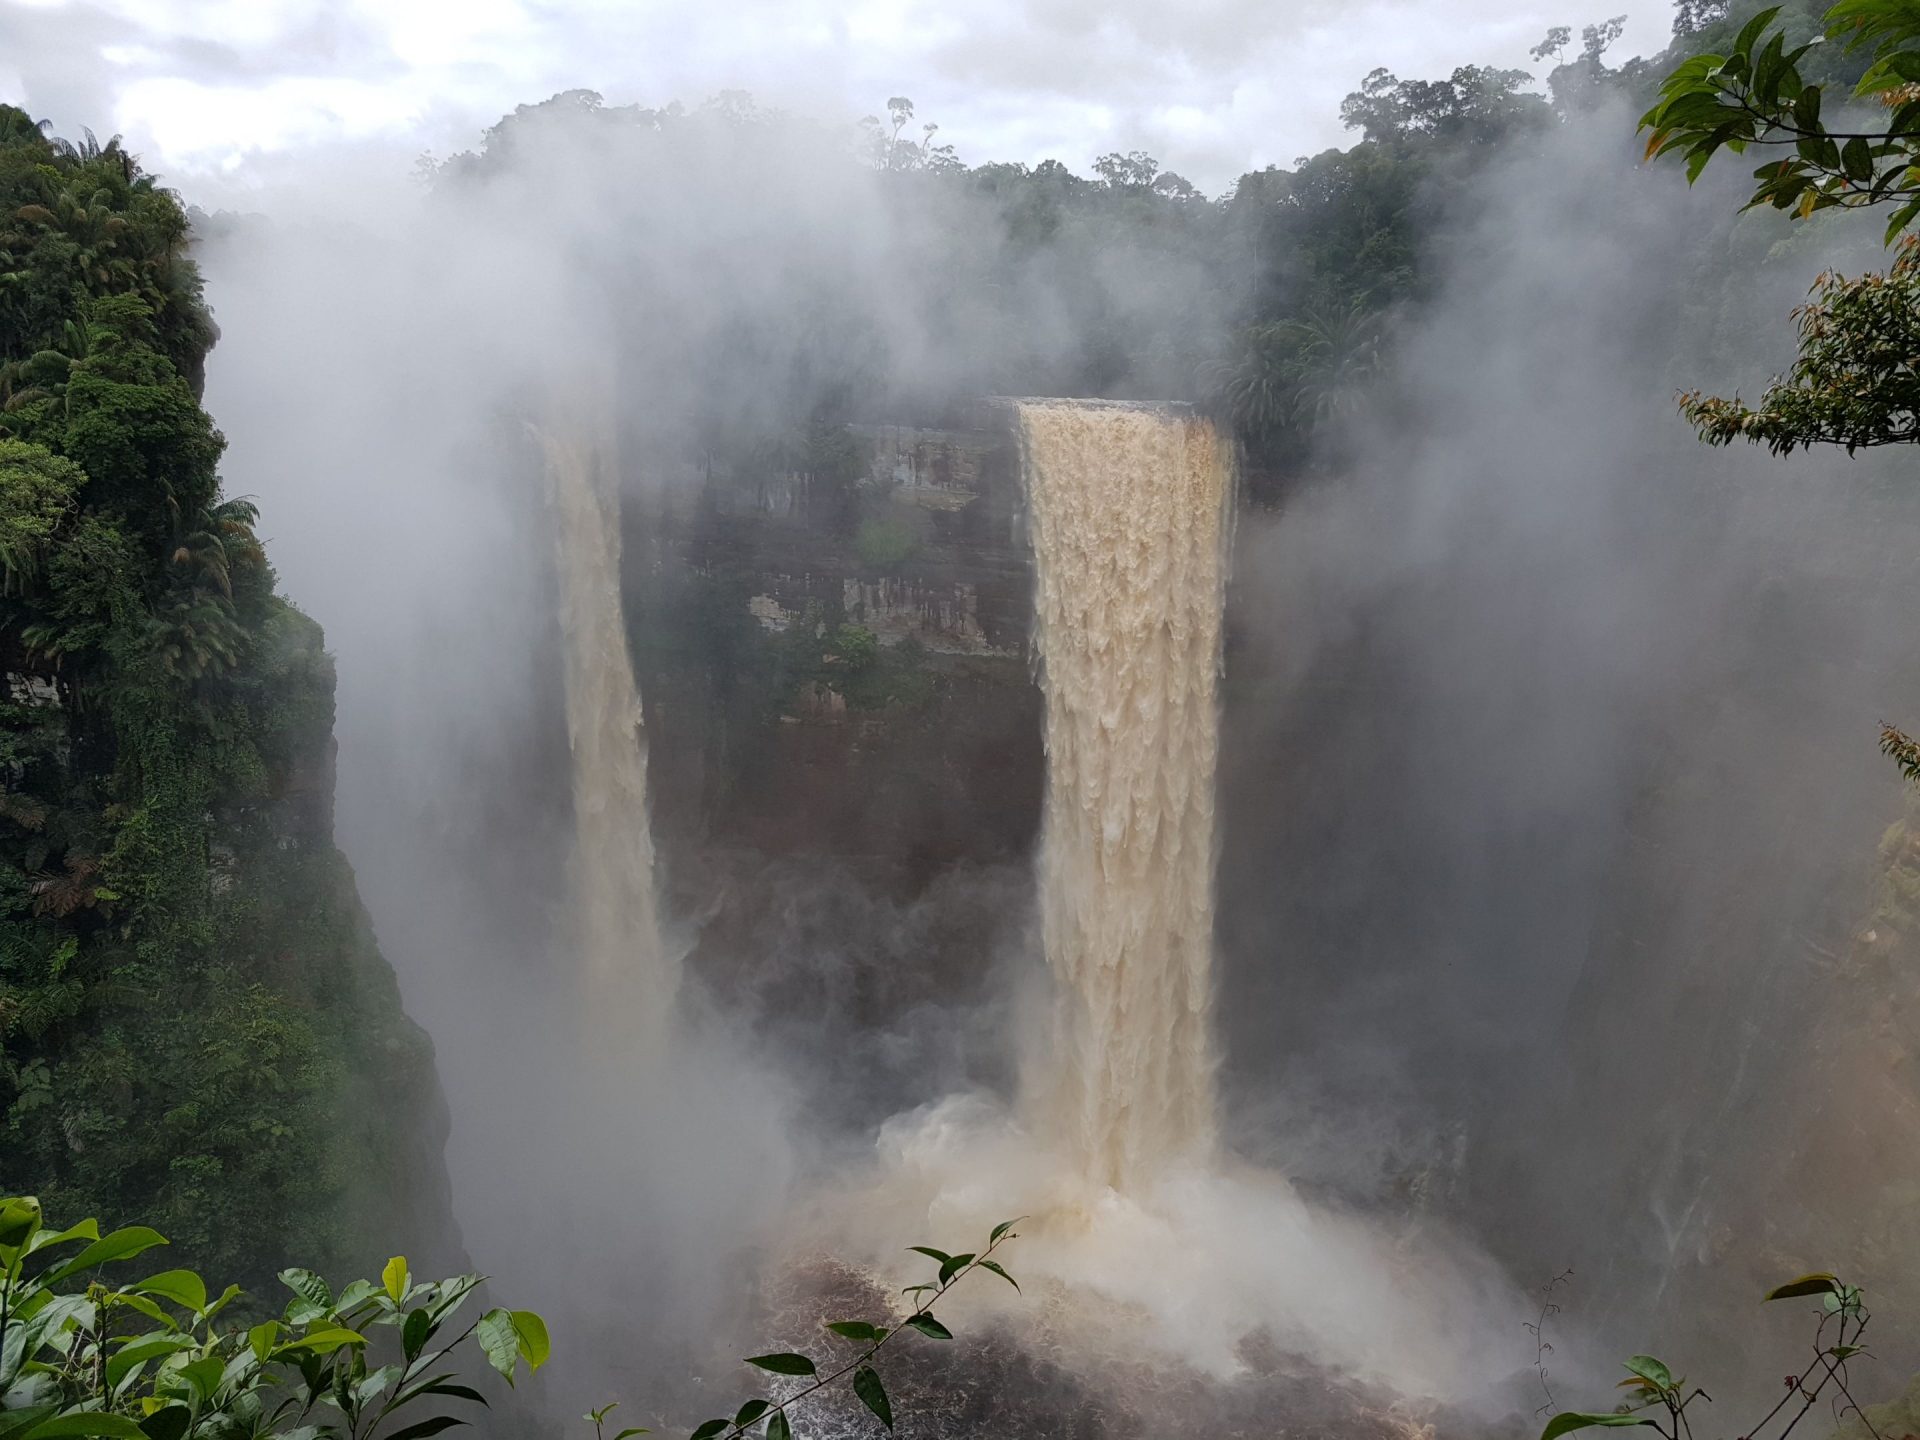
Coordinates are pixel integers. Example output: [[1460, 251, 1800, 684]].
[[0, 0, 1674, 199]]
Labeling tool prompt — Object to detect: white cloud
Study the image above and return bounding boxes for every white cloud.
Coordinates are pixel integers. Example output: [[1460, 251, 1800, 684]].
[[0, 0, 1678, 195]]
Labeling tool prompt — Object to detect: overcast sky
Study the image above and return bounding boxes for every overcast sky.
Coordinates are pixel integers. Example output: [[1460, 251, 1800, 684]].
[[0, 0, 1674, 199]]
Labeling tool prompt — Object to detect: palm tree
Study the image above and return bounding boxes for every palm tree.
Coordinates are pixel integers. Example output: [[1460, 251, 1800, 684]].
[[0, 315, 103, 412], [165, 496, 262, 600], [13, 187, 135, 289], [1201, 297, 1385, 444], [0, 108, 52, 148], [1200, 323, 1299, 440], [1284, 298, 1384, 429], [144, 594, 246, 680]]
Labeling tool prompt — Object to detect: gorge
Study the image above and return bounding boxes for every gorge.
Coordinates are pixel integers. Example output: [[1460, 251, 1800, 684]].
[[15, 14, 1920, 1435]]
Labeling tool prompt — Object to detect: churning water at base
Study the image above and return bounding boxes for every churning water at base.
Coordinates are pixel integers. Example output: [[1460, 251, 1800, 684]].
[[811, 400, 1517, 1406], [541, 428, 675, 1029], [1017, 399, 1234, 1192]]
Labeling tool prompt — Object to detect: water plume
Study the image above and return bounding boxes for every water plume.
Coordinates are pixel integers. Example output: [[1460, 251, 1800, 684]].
[[1017, 398, 1235, 1191], [539, 423, 676, 1041]]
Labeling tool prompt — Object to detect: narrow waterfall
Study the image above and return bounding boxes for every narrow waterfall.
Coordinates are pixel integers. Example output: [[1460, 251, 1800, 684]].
[[1017, 399, 1235, 1193], [541, 429, 676, 1024]]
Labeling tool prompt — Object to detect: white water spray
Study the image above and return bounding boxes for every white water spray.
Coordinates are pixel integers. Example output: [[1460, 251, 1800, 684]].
[[1017, 399, 1234, 1192], [837, 401, 1516, 1401]]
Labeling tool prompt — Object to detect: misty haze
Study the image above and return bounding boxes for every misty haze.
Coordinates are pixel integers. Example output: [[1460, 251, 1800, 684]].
[[4, 1, 1920, 1437]]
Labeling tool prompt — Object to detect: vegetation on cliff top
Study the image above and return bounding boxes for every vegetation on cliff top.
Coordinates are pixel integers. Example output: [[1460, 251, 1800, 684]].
[[0, 108, 442, 1289]]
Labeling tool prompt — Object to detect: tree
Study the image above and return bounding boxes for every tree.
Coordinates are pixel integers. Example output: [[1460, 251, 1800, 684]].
[[1642, 2, 1920, 243], [1092, 150, 1161, 188], [0, 1195, 548, 1440], [0, 440, 83, 594], [1679, 236, 1920, 451], [858, 96, 958, 172], [1642, 4, 1920, 770], [1338, 64, 1551, 146], [1640, 0, 1920, 453]]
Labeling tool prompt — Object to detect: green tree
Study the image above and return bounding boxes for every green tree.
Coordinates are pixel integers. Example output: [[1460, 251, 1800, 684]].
[[1640, 0, 1920, 452]]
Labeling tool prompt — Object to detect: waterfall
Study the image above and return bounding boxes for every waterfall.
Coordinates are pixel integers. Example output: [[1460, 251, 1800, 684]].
[[540, 428, 676, 1025], [1017, 399, 1235, 1193]]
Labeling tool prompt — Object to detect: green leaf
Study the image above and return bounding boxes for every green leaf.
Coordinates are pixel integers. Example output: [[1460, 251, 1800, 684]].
[[1540, 1415, 1661, 1440], [1883, 197, 1920, 243], [613, 1431, 650, 1440], [1766, 1273, 1840, 1301], [383, 1256, 410, 1303], [43, 1227, 167, 1283], [382, 1420, 469, 1440], [411, 1381, 488, 1408], [937, 1253, 974, 1286], [0, 1197, 42, 1248], [734, 1401, 770, 1427], [1735, 5, 1785, 59], [1623, 1355, 1673, 1390], [1844, 136, 1874, 182], [980, 1260, 1019, 1292], [247, 1322, 280, 1363], [279, 1269, 333, 1313], [274, 1326, 366, 1356], [436, 1382, 491, 1403], [427, 1274, 483, 1323], [175, 1356, 224, 1403], [335, 1279, 382, 1314], [764, 1416, 789, 1440], [403, 1307, 432, 1362], [475, 1309, 520, 1385], [23, 1418, 153, 1439], [105, 1333, 195, 1388], [510, 1310, 550, 1372], [852, 1366, 892, 1429], [132, 1269, 206, 1314], [905, 1313, 952, 1340], [201, 1284, 241, 1323], [743, 1353, 816, 1377], [0, 1410, 56, 1440], [23, 1219, 97, 1257], [989, 1219, 1019, 1243], [1830, 1344, 1866, 1359], [826, 1321, 878, 1341], [689, 1421, 729, 1440]]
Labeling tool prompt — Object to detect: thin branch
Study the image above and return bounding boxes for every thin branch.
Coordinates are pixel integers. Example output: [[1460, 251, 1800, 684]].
[[718, 1228, 1019, 1440]]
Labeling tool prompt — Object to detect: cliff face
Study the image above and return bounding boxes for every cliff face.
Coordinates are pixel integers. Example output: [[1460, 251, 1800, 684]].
[[208, 606, 464, 1277], [621, 419, 1045, 1124], [0, 111, 459, 1284], [628, 421, 1042, 873], [0, 592, 462, 1285]]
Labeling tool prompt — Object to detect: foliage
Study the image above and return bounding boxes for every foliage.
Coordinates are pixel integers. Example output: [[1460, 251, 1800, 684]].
[[828, 626, 878, 673], [1202, 298, 1385, 458], [857, 97, 959, 174], [1679, 236, 1920, 451], [0, 107, 442, 1290], [0, 442, 84, 595], [0, 1195, 545, 1440], [1641, 1, 1920, 237], [851, 518, 916, 571], [1339, 64, 1553, 147], [1542, 1272, 1883, 1440], [1640, 0, 1920, 455], [606, 1221, 1021, 1440]]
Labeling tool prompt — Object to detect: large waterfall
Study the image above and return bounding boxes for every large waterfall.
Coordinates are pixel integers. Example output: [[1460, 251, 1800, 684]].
[[541, 429, 675, 1025], [1016, 399, 1235, 1193]]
